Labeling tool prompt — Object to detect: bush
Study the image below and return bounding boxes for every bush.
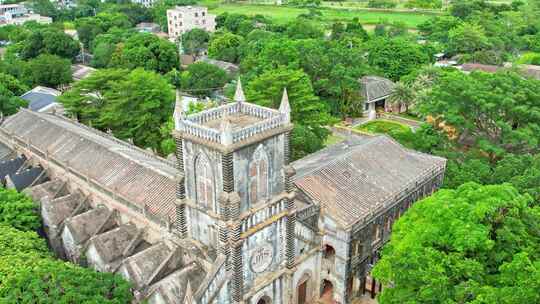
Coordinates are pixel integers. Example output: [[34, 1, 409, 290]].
[[0, 188, 40, 231], [368, 0, 397, 8], [405, 0, 442, 9], [517, 52, 540, 65], [0, 258, 133, 303]]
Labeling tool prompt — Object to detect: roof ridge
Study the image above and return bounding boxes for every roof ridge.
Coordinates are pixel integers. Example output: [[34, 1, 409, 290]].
[[17, 109, 177, 176], [293, 136, 382, 179]]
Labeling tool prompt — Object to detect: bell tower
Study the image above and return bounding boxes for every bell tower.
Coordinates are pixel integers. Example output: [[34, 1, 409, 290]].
[[173, 81, 297, 303]]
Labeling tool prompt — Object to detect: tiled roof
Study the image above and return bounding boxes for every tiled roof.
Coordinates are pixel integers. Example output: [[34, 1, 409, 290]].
[[460, 63, 501, 73], [292, 136, 446, 228], [64, 206, 115, 244], [7, 166, 45, 191], [0, 141, 13, 161], [21, 86, 61, 112], [359, 76, 395, 103], [1, 110, 178, 222], [43, 192, 84, 227], [89, 224, 139, 264], [71, 64, 97, 82]]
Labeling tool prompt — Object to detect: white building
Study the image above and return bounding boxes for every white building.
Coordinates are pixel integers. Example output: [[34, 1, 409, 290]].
[[0, 4, 51, 27], [166, 6, 216, 40], [131, 0, 155, 8]]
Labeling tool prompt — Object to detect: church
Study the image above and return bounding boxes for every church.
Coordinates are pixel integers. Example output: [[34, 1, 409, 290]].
[[0, 81, 446, 304]]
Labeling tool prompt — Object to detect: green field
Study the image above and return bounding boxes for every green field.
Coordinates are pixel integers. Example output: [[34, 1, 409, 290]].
[[205, 3, 436, 27]]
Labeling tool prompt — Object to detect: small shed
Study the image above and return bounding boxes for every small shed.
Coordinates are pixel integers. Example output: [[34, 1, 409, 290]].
[[359, 76, 395, 118]]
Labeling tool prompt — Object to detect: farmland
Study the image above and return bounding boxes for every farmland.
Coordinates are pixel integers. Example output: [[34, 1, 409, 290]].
[[203, 2, 438, 27]]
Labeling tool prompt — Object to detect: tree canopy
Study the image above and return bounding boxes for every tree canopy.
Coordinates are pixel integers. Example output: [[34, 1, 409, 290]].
[[60, 68, 174, 154], [23, 54, 73, 88], [179, 62, 229, 97], [246, 67, 335, 159], [373, 182, 540, 304], [110, 32, 178, 74], [0, 73, 29, 116], [417, 70, 540, 157], [0, 188, 40, 232], [181, 28, 211, 56]]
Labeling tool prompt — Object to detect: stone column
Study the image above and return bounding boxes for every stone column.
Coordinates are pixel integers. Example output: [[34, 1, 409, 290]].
[[174, 136, 188, 238], [228, 193, 244, 303], [283, 165, 297, 304]]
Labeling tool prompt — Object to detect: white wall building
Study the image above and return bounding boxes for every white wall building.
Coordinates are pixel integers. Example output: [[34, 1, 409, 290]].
[[166, 6, 216, 40], [0, 4, 52, 27], [132, 0, 155, 8]]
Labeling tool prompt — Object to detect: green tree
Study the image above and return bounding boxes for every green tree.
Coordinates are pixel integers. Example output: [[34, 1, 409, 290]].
[[0, 225, 51, 284], [367, 37, 431, 81], [181, 28, 210, 56], [23, 54, 72, 87], [99, 68, 174, 151], [75, 12, 132, 48], [246, 67, 335, 160], [387, 81, 415, 112], [285, 18, 324, 40], [447, 22, 491, 55], [0, 87, 27, 116], [417, 70, 540, 157], [59, 68, 128, 124], [373, 182, 540, 304], [111, 32, 178, 73], [20, 28, 80, 60], [208, 32, 244, 63], [179, 62, 229, 97], [0, 258, 133, 303], [0, 72, 29, 95]]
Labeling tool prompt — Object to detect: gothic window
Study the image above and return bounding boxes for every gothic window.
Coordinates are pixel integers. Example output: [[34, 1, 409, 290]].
[[249, 145, 269, 204], [195, 154, 214, 210]]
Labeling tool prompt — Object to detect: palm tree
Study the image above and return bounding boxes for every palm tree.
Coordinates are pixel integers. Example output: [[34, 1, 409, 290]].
[[388, 82, 415, 113]]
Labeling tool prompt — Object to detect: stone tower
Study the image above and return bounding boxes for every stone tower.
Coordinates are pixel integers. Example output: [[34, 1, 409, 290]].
[[172, 81, 297, 304]]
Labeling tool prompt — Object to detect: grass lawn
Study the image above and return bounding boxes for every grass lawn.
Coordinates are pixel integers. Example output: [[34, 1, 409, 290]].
[[356, 119, 417, 148], [357, 119, 410, 134], [205, 3, 435, 27]]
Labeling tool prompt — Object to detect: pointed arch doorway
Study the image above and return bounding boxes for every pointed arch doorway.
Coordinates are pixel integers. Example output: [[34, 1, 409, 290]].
[[297, 272, 312, 304]]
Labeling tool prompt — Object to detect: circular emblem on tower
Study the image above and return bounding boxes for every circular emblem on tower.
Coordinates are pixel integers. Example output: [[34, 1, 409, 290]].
[[250, 243, 274, 273]]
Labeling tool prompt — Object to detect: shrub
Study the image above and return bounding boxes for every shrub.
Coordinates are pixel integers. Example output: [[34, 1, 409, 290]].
[[368, 0, 397, 8]]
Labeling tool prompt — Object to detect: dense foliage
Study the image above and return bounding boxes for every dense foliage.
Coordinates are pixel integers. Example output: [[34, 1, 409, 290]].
[[59, 68, 174, 153], [245, 67, 335, 159], [0, 188, 40, 232], [0, 73, 28, 116], [373, 183, 540, 304], [179, 62, 229, 97], [0, 189, 133, 303]]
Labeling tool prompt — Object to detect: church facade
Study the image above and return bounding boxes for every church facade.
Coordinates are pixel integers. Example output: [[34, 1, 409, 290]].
[[0, 81, 446, 304]]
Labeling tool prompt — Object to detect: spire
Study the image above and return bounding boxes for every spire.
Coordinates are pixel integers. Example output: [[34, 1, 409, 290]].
[[234, 78, 246, 103], [184, 281, 195, 304], [279, 87, 291, 123]]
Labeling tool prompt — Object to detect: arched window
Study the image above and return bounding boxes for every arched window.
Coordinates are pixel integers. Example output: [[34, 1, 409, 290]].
[[249, 145, 269, 204], [195, 154, 214, 210]]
